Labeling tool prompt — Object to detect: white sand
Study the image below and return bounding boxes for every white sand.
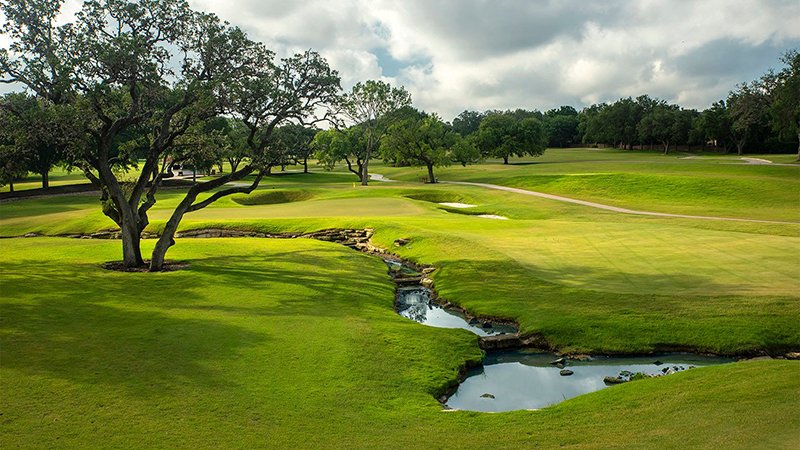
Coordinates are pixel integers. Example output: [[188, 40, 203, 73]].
[[438, 202, 477, 208], [477, 214, 509, 220]]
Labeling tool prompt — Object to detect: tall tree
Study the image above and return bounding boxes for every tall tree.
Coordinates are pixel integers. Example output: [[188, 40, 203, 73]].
[[273, 124, 318, 173], [1, 0, 339, 270], [0, 93, 67, 188], [451, 110, 484, 137], [338, 80, 411, 185], [220, 119, 251, 173], [638, 104, 695, 154], [450, 136, 481, 167], [764, 50, 800, 160], [543, 106, 580, 148], [312, 126, 366, 177], [728, 81, 770, 155], [381, 112, 460, 183], [0, 109, 28, 192], [578, 103, 611, 146], [476, 111, 547, 164], [694, 100, 733, 152]]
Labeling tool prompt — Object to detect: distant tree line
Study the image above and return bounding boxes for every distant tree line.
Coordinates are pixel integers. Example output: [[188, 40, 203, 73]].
[[448, 50, 798, 158]]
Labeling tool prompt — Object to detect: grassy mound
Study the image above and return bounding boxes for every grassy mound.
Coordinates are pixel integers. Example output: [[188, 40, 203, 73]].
[[232, 189, 315, 206], [404, 189, 470, 204]]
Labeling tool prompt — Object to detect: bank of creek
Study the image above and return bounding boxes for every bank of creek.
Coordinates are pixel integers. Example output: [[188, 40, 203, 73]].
[[382, 256, 734, 412], [25, 227, 755, 412]]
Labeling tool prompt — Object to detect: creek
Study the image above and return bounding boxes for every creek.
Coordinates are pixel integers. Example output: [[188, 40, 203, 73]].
[[386, 259, 518, 337], [383, 257, 734, 412]]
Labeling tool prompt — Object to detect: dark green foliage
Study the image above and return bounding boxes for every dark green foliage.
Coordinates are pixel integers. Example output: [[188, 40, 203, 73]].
[[381, 112, 462, 182], [0, 93, 76, 188], [764, 50, 800, 159], [543, 106, 580, 147], [575, 53, 798, 155], [451, 110, 484, 136], [475, 111, 547, 164]]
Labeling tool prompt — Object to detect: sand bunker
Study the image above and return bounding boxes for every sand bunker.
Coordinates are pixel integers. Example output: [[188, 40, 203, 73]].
[[438, 202, 477, 208]]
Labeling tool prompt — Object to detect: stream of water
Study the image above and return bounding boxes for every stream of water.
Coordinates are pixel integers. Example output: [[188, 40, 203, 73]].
[[396, 286, 517, 337], [384, 258, 734, 412], [386, 259, 517, 336]]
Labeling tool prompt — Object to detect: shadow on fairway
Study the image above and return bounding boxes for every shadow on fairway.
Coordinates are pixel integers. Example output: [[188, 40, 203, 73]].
[[0, 259, 269, 395]]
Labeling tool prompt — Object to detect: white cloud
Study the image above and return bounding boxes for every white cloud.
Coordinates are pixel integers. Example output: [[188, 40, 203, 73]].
[[5, 0, 799, 119]]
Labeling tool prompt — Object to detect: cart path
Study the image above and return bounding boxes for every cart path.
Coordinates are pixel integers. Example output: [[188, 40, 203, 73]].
[[439, 180, 800, 225]]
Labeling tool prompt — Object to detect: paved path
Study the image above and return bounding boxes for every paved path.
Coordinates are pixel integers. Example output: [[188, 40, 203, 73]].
[[442, 181, 800, 225], [369, 173, 397, 182], [679, 155, 799, 167]]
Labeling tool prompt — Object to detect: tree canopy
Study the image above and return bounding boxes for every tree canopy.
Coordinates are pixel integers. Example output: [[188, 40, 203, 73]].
[[336, 80, 411, 185], [381, 112, 472, 183], [475, 111, 548, 164], [0, 0, 340, 270]]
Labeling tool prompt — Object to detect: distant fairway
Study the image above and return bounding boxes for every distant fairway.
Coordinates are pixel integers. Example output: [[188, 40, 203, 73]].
[[377, 148, 800, 222], [1, 148, 798, 447]]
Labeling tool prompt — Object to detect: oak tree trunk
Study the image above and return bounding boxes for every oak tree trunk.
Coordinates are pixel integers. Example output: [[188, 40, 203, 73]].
[[149, 203, 187, 271], [361, 158, 369, 186], [120, 214, 145, 267], [426, 164, 436, 183], [149, 167, 263, 271]]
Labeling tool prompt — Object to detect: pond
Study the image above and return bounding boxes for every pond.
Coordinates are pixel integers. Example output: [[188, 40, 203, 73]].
[[445, 350, 735, 412]]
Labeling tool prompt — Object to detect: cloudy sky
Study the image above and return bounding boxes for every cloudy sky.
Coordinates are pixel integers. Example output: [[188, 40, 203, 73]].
[[5, 0, 800, 120]]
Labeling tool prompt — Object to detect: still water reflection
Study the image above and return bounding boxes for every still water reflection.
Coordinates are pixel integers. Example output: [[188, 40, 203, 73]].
[[446, 351, 734, 412]]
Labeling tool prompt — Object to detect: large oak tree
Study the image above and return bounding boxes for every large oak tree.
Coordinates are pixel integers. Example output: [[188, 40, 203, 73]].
[[1, 0, 339, 270]]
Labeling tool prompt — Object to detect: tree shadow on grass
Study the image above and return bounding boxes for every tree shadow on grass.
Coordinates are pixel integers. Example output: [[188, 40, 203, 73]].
[[128, 247, 398, 320], [0, 243, 407, 396], [0, 259, 269, 395]]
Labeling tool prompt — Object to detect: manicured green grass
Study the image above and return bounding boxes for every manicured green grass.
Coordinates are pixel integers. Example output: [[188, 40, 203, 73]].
[[1, 176, 798, 353], [1, 238, 798, 448], [376, 148, 800, 221], [0, 166, 88, 193], [1, 149, 798, 447]]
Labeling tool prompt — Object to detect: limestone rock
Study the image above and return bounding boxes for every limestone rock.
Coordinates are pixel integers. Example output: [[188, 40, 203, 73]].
[[479, 334, 521, 350], [603, 376, 626, 384]]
